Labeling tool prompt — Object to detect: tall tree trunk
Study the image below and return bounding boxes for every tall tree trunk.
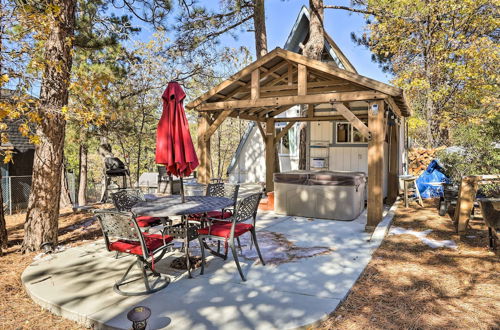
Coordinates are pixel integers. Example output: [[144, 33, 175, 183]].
[[253, 0, 267, 59], [217, 127, 222, 178], [78, 143, 88, 206], [299, 0, 325, 170], [98, 136, 113, 202], [303, 0, 325, 60], [0, 170, 7, 255], [252, 0, 279, 173], [0, 0, 7, 255], [22, 0, 76, 252], [424, 92, 435, 148], [60, 162, 73, 208], [136, 109, 146, 183]]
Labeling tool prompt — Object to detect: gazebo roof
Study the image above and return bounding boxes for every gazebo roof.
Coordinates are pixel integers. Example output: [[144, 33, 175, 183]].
[[186, 48, 410, 119]]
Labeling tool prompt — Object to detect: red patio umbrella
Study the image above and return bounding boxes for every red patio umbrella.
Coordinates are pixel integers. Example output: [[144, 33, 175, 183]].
[[156, 82, 199, 202]]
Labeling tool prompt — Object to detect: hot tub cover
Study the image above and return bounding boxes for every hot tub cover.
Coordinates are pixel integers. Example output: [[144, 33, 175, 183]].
[[274, 171, 366, 187]]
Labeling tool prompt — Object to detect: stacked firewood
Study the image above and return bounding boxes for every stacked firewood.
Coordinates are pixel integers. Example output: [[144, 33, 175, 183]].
[[408, 147, 445, 175]]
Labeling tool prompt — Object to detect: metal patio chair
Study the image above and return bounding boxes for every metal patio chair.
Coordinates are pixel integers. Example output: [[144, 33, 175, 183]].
[[95, 210, 173, 296], [111, 189, 166, 228], [188, 183, 240, 222], [197, 193, 265, 281]]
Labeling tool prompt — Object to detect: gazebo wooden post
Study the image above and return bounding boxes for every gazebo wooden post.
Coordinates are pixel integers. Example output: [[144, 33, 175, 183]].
[[265, 117, 275, 192], [367, 100, 385, 230], [197, 114, 211, 184]]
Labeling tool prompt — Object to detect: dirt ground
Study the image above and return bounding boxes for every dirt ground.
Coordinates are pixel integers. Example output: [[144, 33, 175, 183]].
[[0, 200, 498, 330], [317, 199, 500, 330]]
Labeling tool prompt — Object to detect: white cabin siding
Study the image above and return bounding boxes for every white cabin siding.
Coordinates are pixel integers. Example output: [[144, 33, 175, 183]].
[[228, 125, 266, 183]]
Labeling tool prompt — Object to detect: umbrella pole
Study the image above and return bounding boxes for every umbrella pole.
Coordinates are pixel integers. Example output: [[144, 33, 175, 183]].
[[180, 177, 185, 203]]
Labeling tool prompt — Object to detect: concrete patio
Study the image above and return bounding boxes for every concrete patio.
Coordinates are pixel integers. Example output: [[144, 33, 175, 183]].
[[22, 207, 394, 330]]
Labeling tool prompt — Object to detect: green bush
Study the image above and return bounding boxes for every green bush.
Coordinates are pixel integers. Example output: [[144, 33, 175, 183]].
[[437, 114, 500, 197]]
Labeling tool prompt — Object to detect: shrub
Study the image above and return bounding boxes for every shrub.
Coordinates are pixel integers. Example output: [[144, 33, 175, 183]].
[[437, 114, 499, 197]]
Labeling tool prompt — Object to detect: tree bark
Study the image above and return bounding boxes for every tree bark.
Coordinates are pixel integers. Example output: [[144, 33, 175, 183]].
[[78, 143, 88, 206], [253, 0, 268, 59], [303, 0, 324, 60], [22, 0, 76, 252], [299, 0, 324, 170], [60, 162, 73, 208], [98, 136, 113, 202]]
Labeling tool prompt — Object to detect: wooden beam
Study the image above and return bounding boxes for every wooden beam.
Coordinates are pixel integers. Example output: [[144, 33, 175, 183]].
[[265, 118, 275, 192], [260, 66, 280, 79], [186, 48, 283, 109], [367, 100, 385, 230], [298, 64, 307, 96], [196, 91, 387, 111], [218, 61, 290, 102], [251, 69, 260, 100], [274, 115, 368, 122], [247, 85, 368, 99], [204, 109, 233, 142], [257, 108, 275, 118], [334, 103, 370, 139], [256, 121, 266, 140], [228, 112, 266, 122], [454, 176, 479, 234], [241, 80, 347, 93], [276, 48, 402, 97], [197, 115, 211, 184], [307, 104, 314, 118], [386, 96, 403, 118], [274, 121, 295, 144], [287, 63, 293, 86]]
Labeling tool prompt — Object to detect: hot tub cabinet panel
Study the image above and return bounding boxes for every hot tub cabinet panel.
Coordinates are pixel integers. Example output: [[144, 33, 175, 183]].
[[274, 171, 366, 221]]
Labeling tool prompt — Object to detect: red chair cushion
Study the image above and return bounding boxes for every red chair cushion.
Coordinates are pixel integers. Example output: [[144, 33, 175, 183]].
[[109, 233, 173, 255], [197, 223, 253, 238], [136, 216, 162, 227]]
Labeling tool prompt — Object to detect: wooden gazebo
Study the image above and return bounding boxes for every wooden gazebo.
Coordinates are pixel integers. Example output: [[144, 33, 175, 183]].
[[186, 48, 410, 228]]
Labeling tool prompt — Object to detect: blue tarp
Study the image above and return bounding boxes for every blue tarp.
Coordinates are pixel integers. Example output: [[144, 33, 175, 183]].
[[416, 160, 449, 198]]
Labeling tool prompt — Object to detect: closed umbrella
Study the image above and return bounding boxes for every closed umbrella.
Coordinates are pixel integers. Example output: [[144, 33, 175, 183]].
[[156, 82, 199, 202]]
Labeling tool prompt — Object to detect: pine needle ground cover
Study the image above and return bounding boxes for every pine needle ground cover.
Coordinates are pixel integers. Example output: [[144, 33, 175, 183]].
[[0, 201, 498, 330], [318, 199, 499, 330]]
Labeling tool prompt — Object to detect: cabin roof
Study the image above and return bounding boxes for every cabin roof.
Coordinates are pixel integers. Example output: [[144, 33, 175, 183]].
[[283, 5, 357, 73]]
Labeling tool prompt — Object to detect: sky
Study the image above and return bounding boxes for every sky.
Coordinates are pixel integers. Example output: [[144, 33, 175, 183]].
[[128, 0, 392, 84]]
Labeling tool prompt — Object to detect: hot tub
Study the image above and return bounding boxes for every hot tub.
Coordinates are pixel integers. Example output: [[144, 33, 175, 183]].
[[274, 170, 366, 220]]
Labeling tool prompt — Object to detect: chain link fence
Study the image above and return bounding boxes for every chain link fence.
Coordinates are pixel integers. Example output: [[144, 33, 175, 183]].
[[1, 173, 75, 215]]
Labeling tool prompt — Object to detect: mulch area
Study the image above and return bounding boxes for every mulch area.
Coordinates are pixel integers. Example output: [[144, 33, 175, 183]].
[[0, 207, 104, 330], [0, 200, 498, 329], [317, 199, 500, 330]]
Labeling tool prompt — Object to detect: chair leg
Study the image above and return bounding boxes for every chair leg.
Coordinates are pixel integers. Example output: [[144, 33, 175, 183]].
[[250, 229, 265, 266], [404, 181, 409, 208], [138, 259, 151, 292], [236, 237, 242, 253], [198, 237, 206, 275], [229, 239, 246, 281], [414, 180, 423, 206]]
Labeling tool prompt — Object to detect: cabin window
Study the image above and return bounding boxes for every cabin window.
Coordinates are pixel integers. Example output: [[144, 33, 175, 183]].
[[336, 122, 368, 144]]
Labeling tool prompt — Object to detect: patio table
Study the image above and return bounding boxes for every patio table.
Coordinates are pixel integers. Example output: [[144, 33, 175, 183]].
[[132, 195, 233, 278]]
